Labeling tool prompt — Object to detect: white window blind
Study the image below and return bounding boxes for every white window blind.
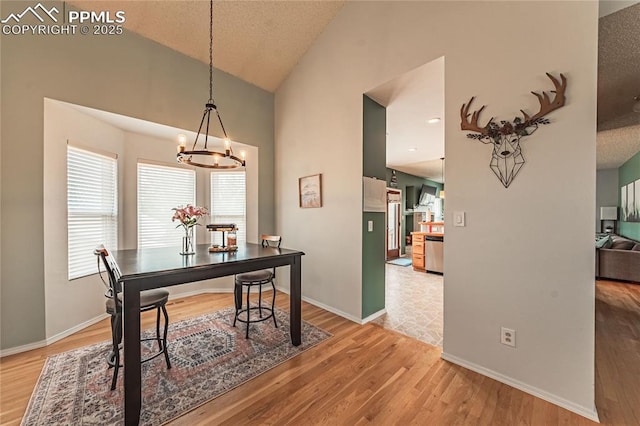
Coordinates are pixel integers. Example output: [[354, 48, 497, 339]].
[[138, 163, 196, 248], [67, 146, 118, 280], [210, 171, 246, 245]]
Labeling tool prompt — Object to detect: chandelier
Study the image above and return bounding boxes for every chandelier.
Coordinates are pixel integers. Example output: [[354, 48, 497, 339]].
[[177, 0, 245, 169]]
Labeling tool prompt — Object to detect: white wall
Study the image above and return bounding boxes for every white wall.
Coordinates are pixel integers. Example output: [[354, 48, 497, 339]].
[[43, 99, 259, 340], [275, 0, 598, 419]]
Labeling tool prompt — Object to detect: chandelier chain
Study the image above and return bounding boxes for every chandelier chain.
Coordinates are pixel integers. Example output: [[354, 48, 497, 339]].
[[209, 0, 213, 103]]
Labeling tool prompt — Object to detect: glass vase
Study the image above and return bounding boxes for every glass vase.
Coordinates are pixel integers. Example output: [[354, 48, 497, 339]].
[[181, 226, 195, 255]]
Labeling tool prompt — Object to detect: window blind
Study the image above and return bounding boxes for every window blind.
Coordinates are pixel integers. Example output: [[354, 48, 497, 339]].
[[138, 163, 196, 248], [210, 171, 246, 246], [67, 146, 118, 280]]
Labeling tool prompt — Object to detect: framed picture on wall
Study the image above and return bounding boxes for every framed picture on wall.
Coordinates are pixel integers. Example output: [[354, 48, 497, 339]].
[[299, 174, 322, 208]]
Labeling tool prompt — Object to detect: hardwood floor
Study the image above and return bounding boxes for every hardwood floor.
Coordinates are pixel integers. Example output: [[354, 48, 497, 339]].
[[1, 281, 639, 425]]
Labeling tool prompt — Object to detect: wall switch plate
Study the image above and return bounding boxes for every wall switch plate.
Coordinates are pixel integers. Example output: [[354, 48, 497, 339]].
[[368, 220, 373, 232], [501, 327, 516, 347], [453, 211, 465, 227]]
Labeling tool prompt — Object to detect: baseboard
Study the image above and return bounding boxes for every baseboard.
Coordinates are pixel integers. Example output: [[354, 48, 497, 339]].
[[361, 308, 387, 323], [441, 352, 600, 423], [0, 288, 237, 358], [1, 312, 110, 358], [0, 339, 48, 358], [276, 285, 373, 325], [168, 287, 234, 300]]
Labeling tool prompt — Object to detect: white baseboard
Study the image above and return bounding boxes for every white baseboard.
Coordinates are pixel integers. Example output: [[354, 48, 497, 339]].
[[0, 312, 110, 358], [0, 288, 237, 358], [276, 285, 378, 325], [0, 339, 47, 358], [361, 308, 386, 323], [167, 287, 234, 300], [441, 352, 600, 423]]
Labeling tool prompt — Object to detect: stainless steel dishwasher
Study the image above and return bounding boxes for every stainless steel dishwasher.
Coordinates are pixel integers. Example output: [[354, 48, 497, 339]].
[[424, 235, 444, 274]]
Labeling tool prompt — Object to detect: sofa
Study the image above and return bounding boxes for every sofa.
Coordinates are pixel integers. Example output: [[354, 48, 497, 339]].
[[596, 234, 640, 283]]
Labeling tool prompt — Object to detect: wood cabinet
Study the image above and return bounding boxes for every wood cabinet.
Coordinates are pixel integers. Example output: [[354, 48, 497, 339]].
[[411, 232, 426, 271], [411, 231, 444, 273]]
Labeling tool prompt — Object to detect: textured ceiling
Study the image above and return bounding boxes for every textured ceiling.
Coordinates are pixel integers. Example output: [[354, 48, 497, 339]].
[[68, 0, 345, 92], [597, 2, 640, 168]]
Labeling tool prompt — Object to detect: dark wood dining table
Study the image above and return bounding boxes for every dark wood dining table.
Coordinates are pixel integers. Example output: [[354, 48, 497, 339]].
[[111, 243, 305, 425]]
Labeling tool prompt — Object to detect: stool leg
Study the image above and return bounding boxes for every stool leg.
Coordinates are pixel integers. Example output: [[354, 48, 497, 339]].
[[258, 285, 264, 318], [110, 312, 122, 391], [271, 281, 278, 328], [245, 285, 251, 339], [156, 307, 161, 351], [161, 305, 171, 369], [233, 284, 241, 327]]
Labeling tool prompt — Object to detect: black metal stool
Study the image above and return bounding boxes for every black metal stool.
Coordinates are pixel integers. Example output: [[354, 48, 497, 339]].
[[95, 247, 172, 390], [233, 235, 280, 338]]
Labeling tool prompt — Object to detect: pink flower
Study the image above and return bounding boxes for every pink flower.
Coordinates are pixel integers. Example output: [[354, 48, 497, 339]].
[[172, 205, 208, 230]]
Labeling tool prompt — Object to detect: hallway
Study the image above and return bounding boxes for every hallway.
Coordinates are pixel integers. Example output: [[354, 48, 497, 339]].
[[373, 263, 443, 346]]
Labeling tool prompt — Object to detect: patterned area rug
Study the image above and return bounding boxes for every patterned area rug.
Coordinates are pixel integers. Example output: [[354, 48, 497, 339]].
[[22, 307, 331, 425]]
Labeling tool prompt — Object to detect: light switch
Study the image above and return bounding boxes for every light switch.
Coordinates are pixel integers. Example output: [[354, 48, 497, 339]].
[[368, 220, 374, 232], [453, 211, 465, 227]]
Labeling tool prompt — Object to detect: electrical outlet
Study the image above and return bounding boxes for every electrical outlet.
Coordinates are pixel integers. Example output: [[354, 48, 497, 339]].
[[501, 327, 516, 347]]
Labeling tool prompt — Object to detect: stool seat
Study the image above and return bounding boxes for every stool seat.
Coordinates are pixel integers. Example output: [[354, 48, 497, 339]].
[[236, 270, 273, 283], [105, 289, 170, 315]]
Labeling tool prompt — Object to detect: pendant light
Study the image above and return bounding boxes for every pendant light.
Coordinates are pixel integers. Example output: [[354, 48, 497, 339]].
[[439, 157, 445, 199], [177, 0, 245, 169]]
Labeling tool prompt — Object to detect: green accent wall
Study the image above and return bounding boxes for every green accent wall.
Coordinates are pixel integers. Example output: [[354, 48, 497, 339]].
[[619, 150, 640, 240], [386, 169, 443, 253], [362, 95, 386, 318], [1, 1, 274, 350]]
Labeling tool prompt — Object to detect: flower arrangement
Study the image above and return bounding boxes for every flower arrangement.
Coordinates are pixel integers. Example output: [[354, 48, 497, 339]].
[[172, 204, 208, 233]]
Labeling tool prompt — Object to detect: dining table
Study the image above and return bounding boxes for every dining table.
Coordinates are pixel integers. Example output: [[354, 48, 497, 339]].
[[110, 242, 305, 425]]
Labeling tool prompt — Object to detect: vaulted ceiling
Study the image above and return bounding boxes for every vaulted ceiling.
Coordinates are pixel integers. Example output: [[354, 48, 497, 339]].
[[68, 1, 640, 171]]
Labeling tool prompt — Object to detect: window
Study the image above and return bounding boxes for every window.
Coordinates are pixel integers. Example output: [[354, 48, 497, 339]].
[[210, 171, 246, 245], [67, 146, 117, 280], [138, 163, 196, 248]]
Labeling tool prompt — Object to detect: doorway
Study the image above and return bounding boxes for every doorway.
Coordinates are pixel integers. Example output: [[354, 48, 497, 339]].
[[386, 189, 401, 260]]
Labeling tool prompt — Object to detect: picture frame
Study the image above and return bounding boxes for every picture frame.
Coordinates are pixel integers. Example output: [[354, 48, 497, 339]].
[[299, 174, 322, 208]]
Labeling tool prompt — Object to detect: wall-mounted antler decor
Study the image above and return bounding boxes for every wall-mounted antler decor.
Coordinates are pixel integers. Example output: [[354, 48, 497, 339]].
[[460, 73, 567, 188]]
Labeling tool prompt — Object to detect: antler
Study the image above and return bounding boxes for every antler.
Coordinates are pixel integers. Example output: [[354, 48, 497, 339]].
[[520, 73, 567, 123], [460, 97, 489, 135]]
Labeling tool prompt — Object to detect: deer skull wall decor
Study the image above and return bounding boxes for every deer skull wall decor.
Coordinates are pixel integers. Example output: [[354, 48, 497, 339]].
[[460, 73, 567, 188]]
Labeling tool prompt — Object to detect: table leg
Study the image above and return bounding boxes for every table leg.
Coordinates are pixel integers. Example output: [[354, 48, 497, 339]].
[[123, 284, 142, 425], [290, 255, 302, 346]]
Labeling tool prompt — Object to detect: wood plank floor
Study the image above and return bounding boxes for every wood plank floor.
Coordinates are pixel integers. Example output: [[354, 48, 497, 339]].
[[1, 280, 639, 425]]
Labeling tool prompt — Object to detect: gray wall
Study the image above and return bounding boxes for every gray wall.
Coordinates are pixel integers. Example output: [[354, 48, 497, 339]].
[[0, 1, 275, 350], [596, 168, 619, 232]]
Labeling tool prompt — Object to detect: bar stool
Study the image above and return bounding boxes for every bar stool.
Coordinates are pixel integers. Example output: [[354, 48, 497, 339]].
[[233, 235, 280, 338], [95, 246, 172, 390]]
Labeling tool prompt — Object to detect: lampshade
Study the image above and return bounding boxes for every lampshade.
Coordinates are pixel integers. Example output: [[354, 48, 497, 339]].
[[600, 206, 617, 220]]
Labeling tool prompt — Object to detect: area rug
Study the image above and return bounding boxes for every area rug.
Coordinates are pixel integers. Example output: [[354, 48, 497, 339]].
[[22, 307, 331, 425], [387, 257, 412, 267]]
